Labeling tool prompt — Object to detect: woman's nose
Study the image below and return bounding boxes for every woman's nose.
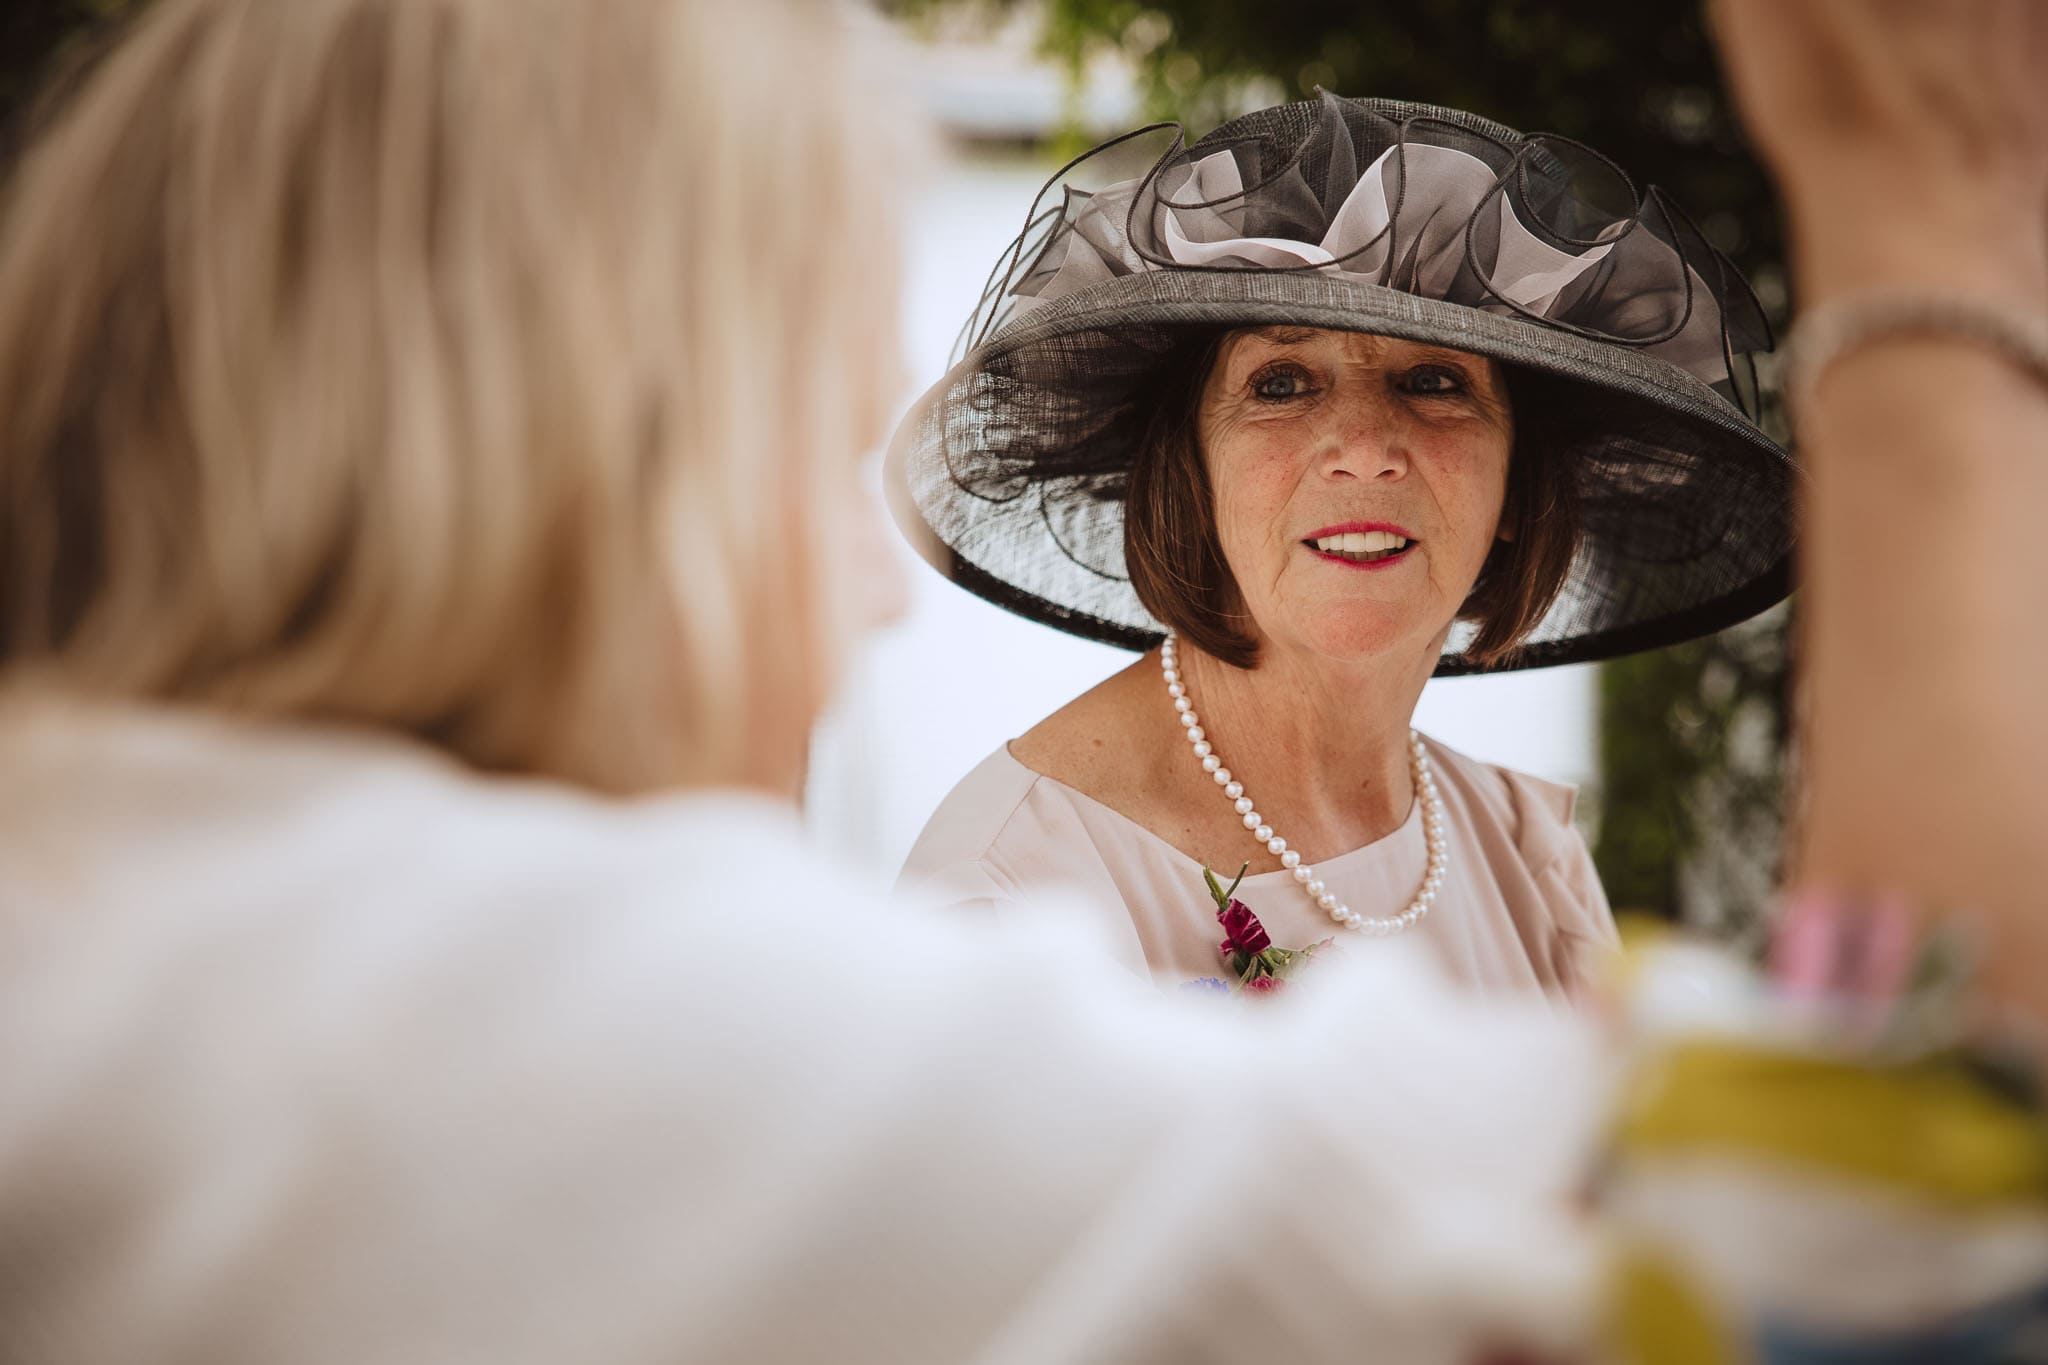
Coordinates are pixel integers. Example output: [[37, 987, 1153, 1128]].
[[1317, 393, 1409, 482]]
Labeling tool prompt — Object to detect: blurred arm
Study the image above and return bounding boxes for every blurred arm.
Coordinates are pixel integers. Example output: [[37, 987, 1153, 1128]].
[[1711, 0, 2048, 1015]]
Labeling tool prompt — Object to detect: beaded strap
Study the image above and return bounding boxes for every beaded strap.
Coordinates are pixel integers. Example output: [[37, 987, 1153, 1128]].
[[1783, 289, 2048, 422]]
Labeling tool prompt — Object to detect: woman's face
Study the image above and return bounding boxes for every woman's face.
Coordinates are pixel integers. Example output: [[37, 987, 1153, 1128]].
[[1198, 326, 1514, 664]]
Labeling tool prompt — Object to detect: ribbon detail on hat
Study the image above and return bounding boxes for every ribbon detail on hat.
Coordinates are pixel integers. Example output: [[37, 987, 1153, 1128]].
[[975, 92, 1768, 407]]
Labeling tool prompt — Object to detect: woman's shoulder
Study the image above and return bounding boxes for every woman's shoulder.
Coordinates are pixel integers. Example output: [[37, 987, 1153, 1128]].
[[1420, 733, 1582, 869], [0, 698, 826, 917], [1420, 733, 1615, 959], [898, 666, 1174, 909], [917, 662, 1165, 854], [0, 702, 917, 1080], [1006, 657, 1164, 806], [896, 741, 1157, 973], [901, 735, 1139, 890], [899, 745, 1050, 873]]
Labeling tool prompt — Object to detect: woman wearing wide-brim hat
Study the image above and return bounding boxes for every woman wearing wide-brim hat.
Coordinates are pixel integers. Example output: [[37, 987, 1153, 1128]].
[[893, 92, 1797, 996]]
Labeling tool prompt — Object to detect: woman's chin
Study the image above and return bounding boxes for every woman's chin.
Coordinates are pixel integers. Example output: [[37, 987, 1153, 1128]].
[[1276, 608, 1441, 665]]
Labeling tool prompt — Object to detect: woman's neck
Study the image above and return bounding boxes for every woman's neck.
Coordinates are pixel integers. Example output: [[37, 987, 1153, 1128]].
[[1169, 636, 1437, 857]]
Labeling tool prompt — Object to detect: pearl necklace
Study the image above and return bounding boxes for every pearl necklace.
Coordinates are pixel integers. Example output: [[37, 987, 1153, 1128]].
[[1161, 633, 1449, 934]]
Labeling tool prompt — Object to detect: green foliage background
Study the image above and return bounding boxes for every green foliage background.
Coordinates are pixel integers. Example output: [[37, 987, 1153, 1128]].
[[4, 0, 1798, 926]]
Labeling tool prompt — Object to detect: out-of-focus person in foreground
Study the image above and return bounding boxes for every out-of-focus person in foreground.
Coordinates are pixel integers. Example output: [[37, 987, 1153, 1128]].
[[0, 0, 2044, 1361]]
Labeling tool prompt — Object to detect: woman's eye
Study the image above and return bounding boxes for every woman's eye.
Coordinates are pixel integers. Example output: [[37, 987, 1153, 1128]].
[[1250, 366, 1313, 402], [1402, 365, 1467, 396]]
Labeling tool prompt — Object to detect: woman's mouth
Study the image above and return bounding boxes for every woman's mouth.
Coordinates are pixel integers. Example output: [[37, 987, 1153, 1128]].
[[1305, 529, 1415, 567]]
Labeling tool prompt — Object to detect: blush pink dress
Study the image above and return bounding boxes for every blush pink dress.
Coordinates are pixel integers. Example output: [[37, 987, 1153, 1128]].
[[900, 733, 1619, 1000]]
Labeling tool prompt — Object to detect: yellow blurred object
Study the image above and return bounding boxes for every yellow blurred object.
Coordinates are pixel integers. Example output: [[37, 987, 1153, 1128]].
[[1607, 1246, 1744, 1365], [1618, 1041, 2048, 1211]]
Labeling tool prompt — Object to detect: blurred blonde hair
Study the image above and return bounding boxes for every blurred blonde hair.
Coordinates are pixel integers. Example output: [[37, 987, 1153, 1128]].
[[0, 0, 909, 793]]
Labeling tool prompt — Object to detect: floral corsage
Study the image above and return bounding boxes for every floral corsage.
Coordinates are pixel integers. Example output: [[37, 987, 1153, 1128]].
[[1182, 862, 1338, 998]]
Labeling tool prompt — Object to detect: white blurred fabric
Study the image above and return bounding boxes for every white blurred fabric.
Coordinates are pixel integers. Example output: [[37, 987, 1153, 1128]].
[[0, 700, 1606, 1362]]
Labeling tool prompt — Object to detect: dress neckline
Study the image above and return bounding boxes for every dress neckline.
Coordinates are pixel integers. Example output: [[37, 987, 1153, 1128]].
[[996, 740, 1429, 886]]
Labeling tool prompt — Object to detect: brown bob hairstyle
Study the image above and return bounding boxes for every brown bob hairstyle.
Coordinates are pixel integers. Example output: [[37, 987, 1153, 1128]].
[[1123, 330, 1583, 672]]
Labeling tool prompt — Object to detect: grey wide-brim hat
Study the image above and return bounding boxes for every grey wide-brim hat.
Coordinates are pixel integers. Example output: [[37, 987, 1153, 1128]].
[[887, 92, 1798, 674]]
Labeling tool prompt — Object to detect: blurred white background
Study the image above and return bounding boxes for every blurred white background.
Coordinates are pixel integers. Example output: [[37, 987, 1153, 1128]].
[[804, 24, 1598, 885]]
